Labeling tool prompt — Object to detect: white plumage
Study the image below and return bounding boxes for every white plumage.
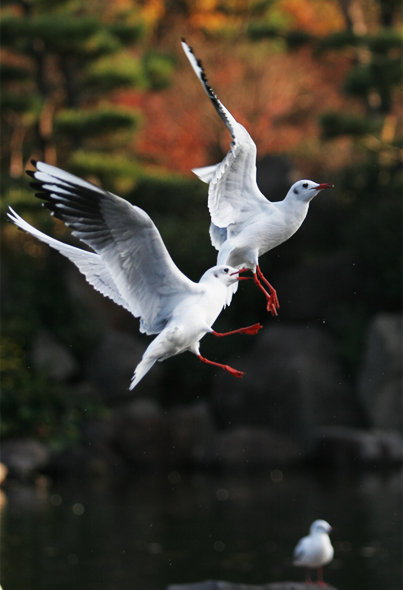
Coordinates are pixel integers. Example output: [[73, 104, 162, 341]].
[[182, 39, 333, 314], [293, 520, 334, 586], [8, 161, 262, 388]]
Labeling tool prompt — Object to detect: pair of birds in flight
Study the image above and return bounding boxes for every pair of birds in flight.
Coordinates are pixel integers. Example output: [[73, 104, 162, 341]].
[[8, 40, 333, 389]]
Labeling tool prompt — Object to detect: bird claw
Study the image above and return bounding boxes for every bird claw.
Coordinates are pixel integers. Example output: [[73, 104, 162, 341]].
[[225, 366, 244, 378], [240, 323, 263, 335], [266, 297, 279, 316]]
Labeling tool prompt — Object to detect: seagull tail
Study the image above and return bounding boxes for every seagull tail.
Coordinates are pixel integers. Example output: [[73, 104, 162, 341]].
[[129, 356, 157, 390]]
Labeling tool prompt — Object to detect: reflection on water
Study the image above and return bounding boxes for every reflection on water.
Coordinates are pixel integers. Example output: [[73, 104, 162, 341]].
[[1, 467, 402, 590]]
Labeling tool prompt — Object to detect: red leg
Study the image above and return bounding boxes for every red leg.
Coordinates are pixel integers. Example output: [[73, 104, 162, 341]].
[[256, 265, 280, 314], [198, 354, 244, 378], [305, 568, 313, 584], [212, 323, 262, 337], [317, 566, 327, 587]]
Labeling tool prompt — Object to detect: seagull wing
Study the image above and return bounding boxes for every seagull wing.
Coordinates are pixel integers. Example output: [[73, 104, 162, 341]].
[[182, 39, 271, 229], [293, 536, 309, 564], [7, 207, 133, 314], [27, 161, 199, 334]]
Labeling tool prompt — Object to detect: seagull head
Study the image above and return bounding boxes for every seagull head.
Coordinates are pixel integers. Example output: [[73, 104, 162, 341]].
[[310, 520, 332, 535], [202, 265, 249, 286], [289, 180, 333, 203]]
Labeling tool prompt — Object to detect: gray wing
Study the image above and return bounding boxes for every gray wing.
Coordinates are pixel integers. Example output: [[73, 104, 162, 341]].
[[182, 39, 272, 229], [293, 536, 309, 564], [27, 161, 200, 334]]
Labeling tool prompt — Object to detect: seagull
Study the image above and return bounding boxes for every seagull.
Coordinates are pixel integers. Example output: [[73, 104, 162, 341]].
[[293, 520, 334, 586], [8, 161, 263, 389], [182, 39, 333, 314]]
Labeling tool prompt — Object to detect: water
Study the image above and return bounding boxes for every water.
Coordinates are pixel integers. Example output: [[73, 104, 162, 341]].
[[1, 467, 402, 590]]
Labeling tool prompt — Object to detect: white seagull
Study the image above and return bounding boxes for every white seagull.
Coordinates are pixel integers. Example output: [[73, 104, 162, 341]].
[[293, 519, 334, 586], [8, 161, 263, 389], [182, 39, 333, 314]]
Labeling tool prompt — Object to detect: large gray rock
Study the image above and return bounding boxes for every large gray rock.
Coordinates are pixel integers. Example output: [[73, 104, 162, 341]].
[[31, 329, 78, 381], [358, 313, 402, 430], [167, 402, 216, 466], [311, 426, 403, 466], [167, 582, 338, 590], [85, 330, 162, 400], [212, 324, 357, 444], [1, 438, 50, 479], [111, 398, 166, 466]]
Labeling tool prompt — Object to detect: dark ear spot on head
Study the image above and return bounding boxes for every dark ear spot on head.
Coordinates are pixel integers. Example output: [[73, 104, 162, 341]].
[[293, 188, 299, 195], [214, 273, 218, 278]]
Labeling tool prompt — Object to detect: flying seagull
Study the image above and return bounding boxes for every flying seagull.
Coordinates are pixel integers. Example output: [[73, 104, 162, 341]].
[[182, 39, 333, 314], [8, 161, 262, 388], [293, 519, 334, 586]]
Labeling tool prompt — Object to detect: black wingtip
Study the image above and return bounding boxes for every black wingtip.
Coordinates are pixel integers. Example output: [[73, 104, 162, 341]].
[[26, 170, 36, 179], [31, 159, 38, 167], [181, 37, 186, 43]]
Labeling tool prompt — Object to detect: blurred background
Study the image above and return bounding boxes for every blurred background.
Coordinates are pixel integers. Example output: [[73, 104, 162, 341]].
[[1, 1, 402, 589]]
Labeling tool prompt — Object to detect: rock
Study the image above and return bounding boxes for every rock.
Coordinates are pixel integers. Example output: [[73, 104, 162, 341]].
[[85, 330, 163, 401], [204, 426, 303, 468], [1, 438, 50, 479], [212, 324, 357, 444], [167, 581, 339, 590], [358, 313, 402, 430], [311, 426, 403, 467], [167, 402, 216, 466], [31, 329, 78, 381], [111, 398, 166, 466]]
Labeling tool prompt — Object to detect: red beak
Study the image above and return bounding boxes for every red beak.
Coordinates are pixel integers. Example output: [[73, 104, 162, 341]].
[[315, 183, 334, 190], [230, 267, 251, 281]]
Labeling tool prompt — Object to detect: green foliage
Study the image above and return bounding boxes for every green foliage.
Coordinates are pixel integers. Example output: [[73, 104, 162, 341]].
[[86, 53, 145, 91], [55, 107, 141, 138], [320, 111, 378, 138], [142, 52, 176, 91], [0, 337, 106, 446], [344, 58, 402, 101], [0, 63, 30, 83]]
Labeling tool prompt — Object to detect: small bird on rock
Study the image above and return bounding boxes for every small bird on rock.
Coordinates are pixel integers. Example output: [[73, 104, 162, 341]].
[[293, 519, 334, 586]]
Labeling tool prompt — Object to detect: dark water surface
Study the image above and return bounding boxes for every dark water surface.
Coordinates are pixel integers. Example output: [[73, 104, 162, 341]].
[[1, 467, 402, 590]]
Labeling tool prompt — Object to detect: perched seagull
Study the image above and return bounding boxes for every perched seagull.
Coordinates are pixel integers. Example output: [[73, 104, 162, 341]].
[[182, 39, 333, 314], [8, 161, 263, 389], [293, 520, 334, 586]]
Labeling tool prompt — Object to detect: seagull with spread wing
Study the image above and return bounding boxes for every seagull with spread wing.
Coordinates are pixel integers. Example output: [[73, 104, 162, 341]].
[[8, 161, 262, 388], [182, 39, 333, 314]]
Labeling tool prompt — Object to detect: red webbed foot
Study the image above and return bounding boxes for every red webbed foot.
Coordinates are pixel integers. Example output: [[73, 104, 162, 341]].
[[212, 323, 263, 337], [198, 355, 244, 378]]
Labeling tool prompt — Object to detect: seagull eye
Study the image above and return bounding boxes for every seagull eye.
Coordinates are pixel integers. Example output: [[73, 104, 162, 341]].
[[302, 183, 308, 189], [223, 268, 229, 273]]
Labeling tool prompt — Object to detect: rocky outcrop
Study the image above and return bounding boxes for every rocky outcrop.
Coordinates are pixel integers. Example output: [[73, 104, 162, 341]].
[[211, 324, 358, 443], [31, 329, 78, 381], [358, 313, 402, 431], [1, 438, 50, 479], [167, 581, 339, 590]]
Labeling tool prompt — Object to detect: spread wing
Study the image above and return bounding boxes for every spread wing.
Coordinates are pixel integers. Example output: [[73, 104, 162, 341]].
[[182, 39, 272, 229], [7, 207, 132, 314], [24, 161, 200, 334]]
